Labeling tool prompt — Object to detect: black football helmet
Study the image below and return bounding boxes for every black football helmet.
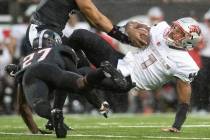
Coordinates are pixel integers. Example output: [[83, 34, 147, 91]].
[[32, 29, 62, 49]]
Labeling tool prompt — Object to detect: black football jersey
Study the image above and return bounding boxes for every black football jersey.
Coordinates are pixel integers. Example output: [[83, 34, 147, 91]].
[[19, 45, 77, 72], [31, 0, 79, 35]]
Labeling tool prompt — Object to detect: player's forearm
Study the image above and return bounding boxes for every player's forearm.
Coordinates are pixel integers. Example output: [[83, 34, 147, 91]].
[[172, 103, 189, 130], [76, 0, 147, 46], [176, 80, 191, 104], [19, 104, 39, 134], [172, 80, 191, 130], [85, 11, 113, 33], [76, 0, 113, 32], [17, 84, 39, 134]]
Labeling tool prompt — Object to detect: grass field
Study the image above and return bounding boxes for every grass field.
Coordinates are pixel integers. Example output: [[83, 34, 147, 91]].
[[0, 113, 210, 140]]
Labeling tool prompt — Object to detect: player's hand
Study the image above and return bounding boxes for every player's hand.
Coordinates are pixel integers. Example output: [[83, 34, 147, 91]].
[[125, 21, 150, 48], [161, 127, 181, 133], [4, 64, 19, 77], [99, 101, 110, 118]]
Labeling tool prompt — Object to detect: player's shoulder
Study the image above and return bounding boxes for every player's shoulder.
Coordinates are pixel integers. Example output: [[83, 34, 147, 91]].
[[174, 51, 199, 69], [154, 21, 169, 27], [152, 21, 169, 31], [58, 45, 75, 52], [58, 45, 77, 57], [172, 51, 199, 82], [150, 21, 169, 37], [199, 23, 209, 36]]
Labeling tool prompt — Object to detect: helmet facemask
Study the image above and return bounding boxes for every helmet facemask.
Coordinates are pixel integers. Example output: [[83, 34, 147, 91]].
[[33, 29, 62, 50]]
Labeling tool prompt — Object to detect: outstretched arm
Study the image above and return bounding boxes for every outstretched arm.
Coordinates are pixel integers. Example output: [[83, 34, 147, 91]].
[[75, 0, 148, 47], [162, 79, 191, 132], [176, 79, 191, 105], [172, 79, 191, 130], [17, 83, 39, 134], [75, 0, 113, 32]]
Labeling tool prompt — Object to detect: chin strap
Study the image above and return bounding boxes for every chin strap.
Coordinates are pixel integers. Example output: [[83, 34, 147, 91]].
[[168, 45, 186, 51]]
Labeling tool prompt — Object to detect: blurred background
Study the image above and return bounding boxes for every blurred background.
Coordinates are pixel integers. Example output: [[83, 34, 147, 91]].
[[0, 0, 210, 116]]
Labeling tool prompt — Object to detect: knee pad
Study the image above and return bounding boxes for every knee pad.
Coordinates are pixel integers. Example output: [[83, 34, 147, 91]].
[[33, 99, 51, 119]]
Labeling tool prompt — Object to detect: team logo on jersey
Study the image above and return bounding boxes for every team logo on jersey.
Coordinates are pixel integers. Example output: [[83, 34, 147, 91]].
[[156, 41, 161, 46], [188, 72, 197, 81]]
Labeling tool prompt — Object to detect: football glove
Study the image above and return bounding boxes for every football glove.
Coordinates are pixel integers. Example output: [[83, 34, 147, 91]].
[[4, 64, 19, 77]]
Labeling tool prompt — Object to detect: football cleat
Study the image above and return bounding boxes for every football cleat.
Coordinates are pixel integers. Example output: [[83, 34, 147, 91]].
[[100, 61, 128, 88], [45, 120, 54, 131], [38, 128, 53, 134], [161, 127, 180, 133], [51, 109, 67, 138], [45, 120, 73, 131], [99, 101, 110, 118], [63, 123, 72, 131]]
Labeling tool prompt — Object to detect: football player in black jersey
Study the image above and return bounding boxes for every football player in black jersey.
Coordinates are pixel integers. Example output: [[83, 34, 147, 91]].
[[6, 29, 129, 138], [25, 0, 148, 54]]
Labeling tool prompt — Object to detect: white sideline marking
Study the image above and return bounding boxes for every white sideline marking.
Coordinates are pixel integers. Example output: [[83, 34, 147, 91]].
[[97, 122, 119, 125], [119, 124, 210, 128], [183, 125, 210, 128], [1, 126, 25, 129], [3, 124, 210, 129], [51, 124, 210, 129], [143, 136, 210, 140], [72, 134, 137, 138], [0, 132, 137, 138]]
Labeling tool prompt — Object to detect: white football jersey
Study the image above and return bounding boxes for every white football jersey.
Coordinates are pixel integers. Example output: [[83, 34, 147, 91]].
[[117, 21, 199, 90]]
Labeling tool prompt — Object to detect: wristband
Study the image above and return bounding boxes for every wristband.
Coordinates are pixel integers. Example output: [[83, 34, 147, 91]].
[[172, 103, 189, 130], [108, 25, 131, 44]]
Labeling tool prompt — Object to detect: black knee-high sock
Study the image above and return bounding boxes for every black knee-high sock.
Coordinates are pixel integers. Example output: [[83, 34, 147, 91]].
[[53, 90, 68, 110], [64, 29, 120, 67], [80, 89, 104, 109]]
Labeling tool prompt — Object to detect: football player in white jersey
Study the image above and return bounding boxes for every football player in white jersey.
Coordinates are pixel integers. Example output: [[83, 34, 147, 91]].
[[47, 17, 201, 132], [117, 17, 201, 132]]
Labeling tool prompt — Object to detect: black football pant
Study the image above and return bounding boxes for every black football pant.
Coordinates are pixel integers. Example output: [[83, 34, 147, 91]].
[[62, 29, 124, 68], [22, 63, 103, 120], [63, 29, 133, 92]]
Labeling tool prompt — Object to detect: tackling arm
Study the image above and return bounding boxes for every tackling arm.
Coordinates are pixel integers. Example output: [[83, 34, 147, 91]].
[[75, 0, 148, 47], [75, 0, 113, 32]]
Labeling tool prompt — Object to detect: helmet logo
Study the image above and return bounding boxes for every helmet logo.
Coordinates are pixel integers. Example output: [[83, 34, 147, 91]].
[[44, 34, 49, 38], [188, 25, 201, 35]]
